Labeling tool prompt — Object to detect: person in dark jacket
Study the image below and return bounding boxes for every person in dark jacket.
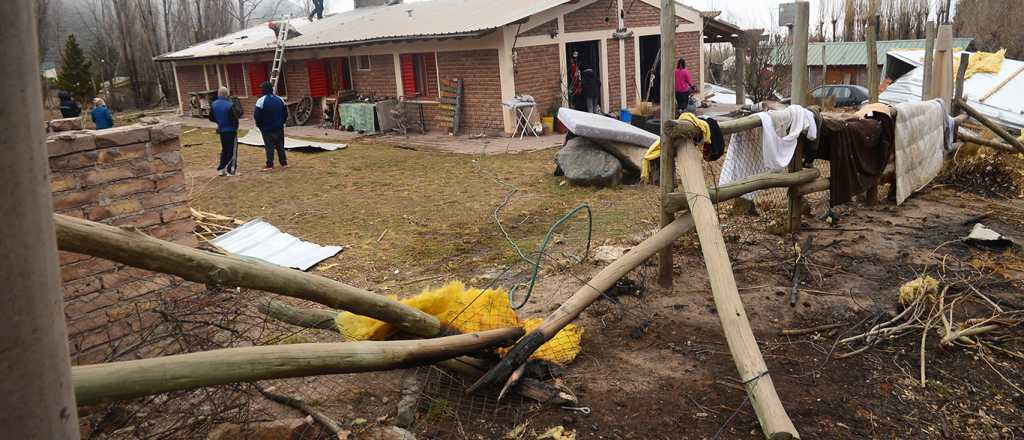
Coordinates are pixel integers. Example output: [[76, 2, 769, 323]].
[[208, 87, 241, 176], [254, 81, 288, 171], [90, 98, 114, 130], [58, 91, 81, 118], [309, 0, 325, 20]]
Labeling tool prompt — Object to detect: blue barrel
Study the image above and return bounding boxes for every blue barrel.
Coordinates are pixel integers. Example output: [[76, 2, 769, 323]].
[[619, 108, 632, 123]]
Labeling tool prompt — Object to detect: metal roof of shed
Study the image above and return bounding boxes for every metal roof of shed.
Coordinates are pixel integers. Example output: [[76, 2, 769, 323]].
[[774, 38, 974, 66]]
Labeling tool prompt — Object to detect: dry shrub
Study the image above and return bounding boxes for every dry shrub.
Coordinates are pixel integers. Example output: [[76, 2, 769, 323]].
[[938, 149, 1024, 198]]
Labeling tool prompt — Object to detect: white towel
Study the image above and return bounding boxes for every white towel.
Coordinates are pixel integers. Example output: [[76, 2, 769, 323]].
[[719, 105, 818, 200], [894, 100, 946, 205]]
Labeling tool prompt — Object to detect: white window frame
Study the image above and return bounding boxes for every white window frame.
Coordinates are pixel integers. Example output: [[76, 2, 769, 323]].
[[356, 55, 371, 71]]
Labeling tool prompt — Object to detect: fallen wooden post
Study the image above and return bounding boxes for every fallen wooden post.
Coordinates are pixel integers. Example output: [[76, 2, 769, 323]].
[[956, 100, 1024, 153], [672, 132, 799, 439], [73, 328, 523, 406], [54, 214, 443, 338]]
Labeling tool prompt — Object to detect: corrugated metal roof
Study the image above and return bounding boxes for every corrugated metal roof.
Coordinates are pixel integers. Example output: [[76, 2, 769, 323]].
[[212, 219, 344, 271], [774, 38, 974, 66], [157, 0, 572, 61]]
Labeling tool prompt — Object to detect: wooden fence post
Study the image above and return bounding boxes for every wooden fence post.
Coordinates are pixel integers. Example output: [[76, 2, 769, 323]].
[[657, 0, 677, 287], [735, 39, 747, 106], [922, 21, 936, 100], [953, 53, 969, 115], [787, 1, 810, 234], [864, 17, 881, 205], [0, 2, 81, 438]]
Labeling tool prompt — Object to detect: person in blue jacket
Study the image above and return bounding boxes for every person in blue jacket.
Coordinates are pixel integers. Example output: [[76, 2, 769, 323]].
[[90, 98, 114, 130], [208, 87, 241, 176], [254, 81, 289, 171]]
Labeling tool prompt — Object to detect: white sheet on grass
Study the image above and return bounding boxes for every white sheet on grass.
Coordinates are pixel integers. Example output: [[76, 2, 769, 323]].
[[238, 128, 348, 151], [212, 219, 344, 271]]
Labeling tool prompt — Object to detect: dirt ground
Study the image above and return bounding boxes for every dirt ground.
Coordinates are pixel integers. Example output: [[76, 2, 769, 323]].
[[179, 126, 1024, 439]]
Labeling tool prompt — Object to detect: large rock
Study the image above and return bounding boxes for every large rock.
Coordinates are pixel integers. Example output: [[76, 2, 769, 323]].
[[49, 117, 83, 132], [555, 137, 623, 187]]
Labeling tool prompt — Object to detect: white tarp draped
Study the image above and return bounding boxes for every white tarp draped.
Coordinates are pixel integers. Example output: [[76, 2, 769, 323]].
[[880, 50, 1024, 132]]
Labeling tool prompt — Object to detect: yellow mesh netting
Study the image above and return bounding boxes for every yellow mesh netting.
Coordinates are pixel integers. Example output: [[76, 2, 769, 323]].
[[334, 281, 583, 365], [898, 276, 939, 305]]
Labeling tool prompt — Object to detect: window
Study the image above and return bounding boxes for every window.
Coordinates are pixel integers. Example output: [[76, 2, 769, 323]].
[[810, 87, 827, 99], [830, 86, 852, 99], [356, 55, 371, 71], [399, 53, 436, 99]]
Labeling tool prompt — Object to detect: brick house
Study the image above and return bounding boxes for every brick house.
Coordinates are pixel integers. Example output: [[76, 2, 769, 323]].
[[157, 0, 721, 135]]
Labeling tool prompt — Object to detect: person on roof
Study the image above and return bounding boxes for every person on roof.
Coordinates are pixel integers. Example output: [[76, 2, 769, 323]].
[[90, 98, 113, 130], [254, 81, 289, 171], [309, 0, 325, 20], [208, 87, 241, 176], [58, 91, 81, 118]]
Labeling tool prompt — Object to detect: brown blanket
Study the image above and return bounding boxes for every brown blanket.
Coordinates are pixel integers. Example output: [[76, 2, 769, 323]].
[[816, 113, 893, 206]]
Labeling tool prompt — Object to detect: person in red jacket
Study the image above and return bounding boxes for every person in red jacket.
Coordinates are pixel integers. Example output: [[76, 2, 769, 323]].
[[675, 58, 694, 114]]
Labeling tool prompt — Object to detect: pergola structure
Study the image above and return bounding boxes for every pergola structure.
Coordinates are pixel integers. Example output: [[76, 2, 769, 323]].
[[701, 11, 764, 105]]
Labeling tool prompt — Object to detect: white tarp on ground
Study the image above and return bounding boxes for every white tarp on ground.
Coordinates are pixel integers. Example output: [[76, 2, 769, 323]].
[[557, 108, 660, 148], [212, 219, 344, 271], [238, 128, 348, 151], [880, 50, 1024, 132]]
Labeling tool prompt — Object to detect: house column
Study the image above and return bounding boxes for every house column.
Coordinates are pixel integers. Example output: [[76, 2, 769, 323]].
[[498, 26, 517, 135], [172, 61, 184, 114]]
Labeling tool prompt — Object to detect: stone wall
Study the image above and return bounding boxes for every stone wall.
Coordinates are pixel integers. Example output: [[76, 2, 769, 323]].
[[48, 122, 202, 365]]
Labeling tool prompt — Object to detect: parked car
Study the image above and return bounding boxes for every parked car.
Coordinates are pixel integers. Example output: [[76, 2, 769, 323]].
[[809, 84, 870, 107]]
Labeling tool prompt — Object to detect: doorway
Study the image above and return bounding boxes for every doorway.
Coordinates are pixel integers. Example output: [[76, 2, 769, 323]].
[[639, 35, 661, 103], [566, 40, 602, 112]]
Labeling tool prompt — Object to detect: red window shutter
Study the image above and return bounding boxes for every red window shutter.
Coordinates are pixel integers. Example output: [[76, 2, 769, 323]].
[[400, 54, 416, 97], [307, 59, 329, 97], [249, 62, 268, 95]]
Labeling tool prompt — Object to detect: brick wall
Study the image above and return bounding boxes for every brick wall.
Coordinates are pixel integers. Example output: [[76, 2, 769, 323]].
[[675, 31, 702, 92], [437, 49, 504, 134], [522, 19, 558, 37], [564, 0, 618, 33], [48, 123, 201, 365], [352, 54, 398, 98], [625, 39, 638, 107], [176, 65, 206, 116], [514, 44, 562, 119]]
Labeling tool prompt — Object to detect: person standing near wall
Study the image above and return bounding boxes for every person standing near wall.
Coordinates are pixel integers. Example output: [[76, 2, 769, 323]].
[[58, 91, 81, 118], [209, 87, 240, 176], [254, 81, 288, 171], [581, 68, 601, 113], [90, 98, 113, 130], [675, 58, 694, 115]]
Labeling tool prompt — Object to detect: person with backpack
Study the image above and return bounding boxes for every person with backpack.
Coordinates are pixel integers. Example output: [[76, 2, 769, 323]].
[[208, 87, 242, 176], [58, 91, 81, 118], [254, 81, 289, 171]]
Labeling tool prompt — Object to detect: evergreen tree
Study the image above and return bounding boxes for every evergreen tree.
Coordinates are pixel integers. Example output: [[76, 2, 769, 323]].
[[56, 35, 95, 102]]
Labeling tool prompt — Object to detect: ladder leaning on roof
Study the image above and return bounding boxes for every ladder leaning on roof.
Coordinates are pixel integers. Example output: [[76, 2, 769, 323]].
[[268, 17, 291, 92]]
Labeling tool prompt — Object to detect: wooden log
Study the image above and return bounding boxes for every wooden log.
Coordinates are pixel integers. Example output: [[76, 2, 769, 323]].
[[662, 168, 821, 213], [73, 328, 523, 406], [674, 135, 799, 439], [257, 299, 338, 331], [53, 214, 443, 338], [922, 21, 936, 100], [957, 100, 1024, 153], [657, 0, 677, 288], [795, 177, 830, 196], [866, 23, 879, 104], [468, 214, 698, 393], [3, 3, 80, 436], [257, 385, 345, 436], [956, 129, 1018, 153], [953, 53, 969, 115], [979, 65, 1024, 102], [788, 2, 810, 235], [666, 114, 761, 138]]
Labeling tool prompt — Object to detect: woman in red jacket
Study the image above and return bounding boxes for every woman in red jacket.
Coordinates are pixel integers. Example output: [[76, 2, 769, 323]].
[[675, 58, 694, 115]]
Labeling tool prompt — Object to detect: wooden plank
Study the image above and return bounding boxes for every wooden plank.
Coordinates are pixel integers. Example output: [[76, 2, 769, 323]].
[[979, 64, 1024, 102], [673, 136, 799, 439], [657, 0, 677, 287], [923, 21, 936, 100], [953, 54, 969, 114], [932, 24, 954, 113]]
